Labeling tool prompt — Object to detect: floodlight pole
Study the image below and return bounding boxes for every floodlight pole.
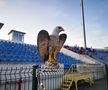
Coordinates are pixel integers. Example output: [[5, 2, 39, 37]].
[[80, 0, 87, 49]]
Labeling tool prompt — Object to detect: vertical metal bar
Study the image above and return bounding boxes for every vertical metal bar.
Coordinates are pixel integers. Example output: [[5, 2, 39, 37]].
[[54, 69, 55, 89], [58, 69, 60, 90], [63, 68, 64, 90], [0, 67, 2, 90], [4, 67, 8, 90], [19, 67, 22, 90], [14, 67, 17, 90], [41, 68, 43, 90], [45, 69, 47, 90], [23, 67, 26, 90], [52, 69, 53, 89], [10, 67, 12, 90], [48, 69, 50, 90], [38, 68, 40, 90], [80, 0, 87, 49], [32, 65, 38, 90], [59, 68, 62, 89], [28, 67, 30, 90], [60, 68, 62, 90]]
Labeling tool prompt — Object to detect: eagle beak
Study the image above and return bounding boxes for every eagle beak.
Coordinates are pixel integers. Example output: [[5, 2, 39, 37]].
[[57, 26, 64, 32], [59, 28, 64, 32]]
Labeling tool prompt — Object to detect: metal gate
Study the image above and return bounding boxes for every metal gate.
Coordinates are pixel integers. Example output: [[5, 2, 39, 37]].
[[32, 65, 64, 90]]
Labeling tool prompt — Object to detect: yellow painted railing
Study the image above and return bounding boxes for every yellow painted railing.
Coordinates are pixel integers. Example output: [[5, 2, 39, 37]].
[[61, 64, 96, 90], [61, 73, 93, 90]]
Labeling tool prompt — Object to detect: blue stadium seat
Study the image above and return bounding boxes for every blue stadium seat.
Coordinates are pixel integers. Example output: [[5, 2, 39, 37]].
[[0, 40, 84, 68]]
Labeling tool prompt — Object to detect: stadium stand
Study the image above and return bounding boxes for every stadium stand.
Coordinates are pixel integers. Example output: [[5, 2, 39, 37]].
[[91, 49, 108, 64], [64, 45, 108, 64], [0, 40, 40, 62], [0, 40, 84, 68]]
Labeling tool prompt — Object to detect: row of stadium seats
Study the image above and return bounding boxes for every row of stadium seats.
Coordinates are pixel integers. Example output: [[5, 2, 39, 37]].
[[0, 50, 37, 55], [0, 40, 36, 50], [92, 49, 108, 64], [0, 40, 38, 55], [0, 40, 84, 68]]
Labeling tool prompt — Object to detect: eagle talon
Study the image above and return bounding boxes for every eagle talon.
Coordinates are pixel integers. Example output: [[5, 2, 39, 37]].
[[48, 54, 52, 61], [54, 57, 57, 61]]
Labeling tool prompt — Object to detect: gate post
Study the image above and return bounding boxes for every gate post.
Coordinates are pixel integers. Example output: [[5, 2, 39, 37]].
[[32, 65, 38, 90], [17, 79, 22, 90]]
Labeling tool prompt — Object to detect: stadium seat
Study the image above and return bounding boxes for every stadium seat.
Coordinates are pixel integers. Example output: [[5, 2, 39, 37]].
[[0, 40, 84, 68]]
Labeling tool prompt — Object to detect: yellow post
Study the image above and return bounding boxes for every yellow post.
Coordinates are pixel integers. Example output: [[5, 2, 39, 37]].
[[75, 81, 78, 90]]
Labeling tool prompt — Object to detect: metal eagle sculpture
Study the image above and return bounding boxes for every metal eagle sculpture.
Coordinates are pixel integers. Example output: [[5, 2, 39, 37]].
[[37, 26, 67, 68]]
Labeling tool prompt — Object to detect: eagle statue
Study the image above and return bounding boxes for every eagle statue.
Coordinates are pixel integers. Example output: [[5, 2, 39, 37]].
[[37, 26, 67, 68]]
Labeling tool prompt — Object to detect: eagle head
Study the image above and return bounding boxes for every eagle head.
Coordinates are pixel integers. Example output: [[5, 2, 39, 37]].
[[52, 26, 64, 36]]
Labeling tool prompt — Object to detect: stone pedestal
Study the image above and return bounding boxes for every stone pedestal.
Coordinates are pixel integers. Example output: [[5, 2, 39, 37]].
[[44, 60, 59, 69]]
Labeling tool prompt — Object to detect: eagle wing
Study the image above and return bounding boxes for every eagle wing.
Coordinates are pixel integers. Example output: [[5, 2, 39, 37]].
[[0, 23, 4, 29], [52, 34, 67, 60], [58, 34, 67, 51], [37, 30, 50, 61]]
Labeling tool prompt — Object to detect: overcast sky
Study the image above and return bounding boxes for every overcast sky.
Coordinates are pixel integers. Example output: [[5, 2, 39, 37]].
[[0, 0, 108, 48]]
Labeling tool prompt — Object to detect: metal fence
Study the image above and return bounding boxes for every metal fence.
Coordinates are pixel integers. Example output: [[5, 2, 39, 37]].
[[66, 64, 105, 80], [0, 64, 107, 90], [0, 64, 65, 90], [0, 66, 33, 90], [38, 68, 64, 90]]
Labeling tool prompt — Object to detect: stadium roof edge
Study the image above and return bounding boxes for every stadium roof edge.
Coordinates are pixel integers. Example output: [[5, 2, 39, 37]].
[[0, 39, 36, 46], [8, 30, 26, 35]]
